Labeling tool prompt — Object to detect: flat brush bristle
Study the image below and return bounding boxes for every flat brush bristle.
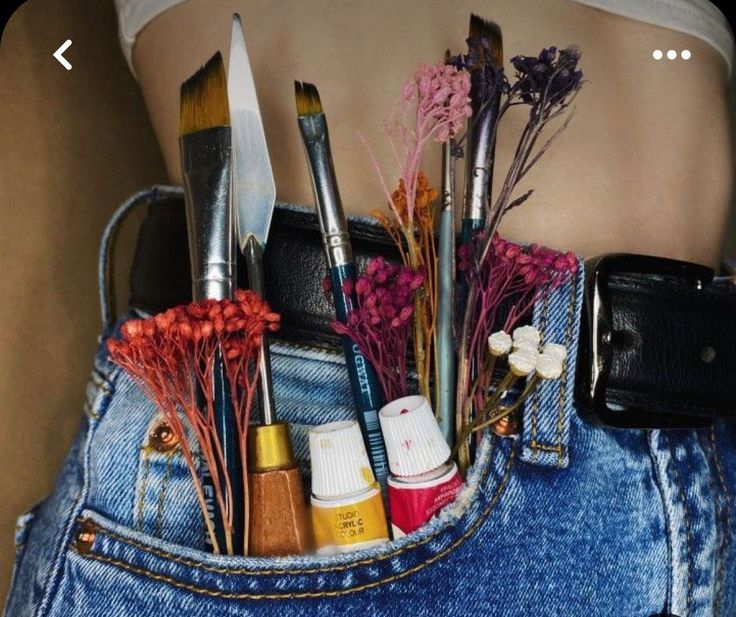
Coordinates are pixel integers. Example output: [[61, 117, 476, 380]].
[[468, 14, 503, 65], [180, 51, 229, 135], [294, 81, 323, 117]]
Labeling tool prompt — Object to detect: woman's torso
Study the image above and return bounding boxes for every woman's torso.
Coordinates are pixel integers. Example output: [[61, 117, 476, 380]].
[[132, 0, 733, 266]]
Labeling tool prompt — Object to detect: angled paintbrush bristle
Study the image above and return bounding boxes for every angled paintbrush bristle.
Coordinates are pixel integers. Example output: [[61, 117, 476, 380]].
[[468, 14, 503, 65], [294, 81, 323, 117], [179, 51, 229, 136]]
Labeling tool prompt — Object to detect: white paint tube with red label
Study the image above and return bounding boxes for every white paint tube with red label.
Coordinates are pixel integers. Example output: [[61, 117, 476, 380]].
[[379, 395, 464, 538]]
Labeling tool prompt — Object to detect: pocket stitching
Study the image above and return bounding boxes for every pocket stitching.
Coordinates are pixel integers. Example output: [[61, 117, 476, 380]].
[[72, 446, 515, 598], [76, 437, 503, 575]]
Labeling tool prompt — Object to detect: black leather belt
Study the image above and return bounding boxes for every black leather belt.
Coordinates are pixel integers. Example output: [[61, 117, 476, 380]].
[[576, 254, 736, 428], [127, 196, 736, 429]]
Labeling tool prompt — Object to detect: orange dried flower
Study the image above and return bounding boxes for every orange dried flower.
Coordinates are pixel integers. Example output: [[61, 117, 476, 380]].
[[388, 172, 438, 228]]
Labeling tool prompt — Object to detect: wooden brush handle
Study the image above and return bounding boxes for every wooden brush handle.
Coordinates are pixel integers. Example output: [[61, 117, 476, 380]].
[[248, 466, 313, 557]]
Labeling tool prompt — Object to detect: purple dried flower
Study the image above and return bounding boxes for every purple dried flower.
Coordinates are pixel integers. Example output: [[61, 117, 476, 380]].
[[510, 46, 583, 107]]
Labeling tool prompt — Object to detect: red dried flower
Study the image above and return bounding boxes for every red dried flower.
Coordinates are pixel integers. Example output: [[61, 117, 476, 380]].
[[106, 291, 280, 554]]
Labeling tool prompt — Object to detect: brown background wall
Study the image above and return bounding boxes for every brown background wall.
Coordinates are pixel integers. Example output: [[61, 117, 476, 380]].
[[0, 0, 166, 600]]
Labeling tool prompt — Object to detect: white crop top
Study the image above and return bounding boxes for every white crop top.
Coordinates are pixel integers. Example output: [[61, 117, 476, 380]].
[[113, 0, 734, 76]]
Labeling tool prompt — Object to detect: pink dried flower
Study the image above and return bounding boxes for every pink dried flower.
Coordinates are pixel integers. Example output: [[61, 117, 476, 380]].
[[331, 257, 423, 401], [459, 233, 578, 412], [361, 62, 471, 227], [410, 63, 472, 141]]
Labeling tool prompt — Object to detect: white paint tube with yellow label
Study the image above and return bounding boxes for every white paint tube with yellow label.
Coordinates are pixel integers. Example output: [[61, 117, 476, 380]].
[[309, 421, 389, 554]]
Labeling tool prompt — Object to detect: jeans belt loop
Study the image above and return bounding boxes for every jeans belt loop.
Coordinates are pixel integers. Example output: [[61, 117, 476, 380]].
[[520, 260, 585, 469]]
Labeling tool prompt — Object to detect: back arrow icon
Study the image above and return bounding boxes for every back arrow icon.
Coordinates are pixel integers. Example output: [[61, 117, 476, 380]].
[[53, 40, 72, 70]]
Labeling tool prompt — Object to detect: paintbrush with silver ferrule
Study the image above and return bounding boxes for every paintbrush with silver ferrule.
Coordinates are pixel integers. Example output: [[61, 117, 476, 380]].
[[229, 13, 311, 557], [294, 81, 389, 484], [179, 51, 242, 555], [461, 14, 503, 246]]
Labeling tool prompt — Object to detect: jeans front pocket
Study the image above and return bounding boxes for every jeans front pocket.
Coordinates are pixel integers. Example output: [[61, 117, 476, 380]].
[[48, 435, 515, 616]]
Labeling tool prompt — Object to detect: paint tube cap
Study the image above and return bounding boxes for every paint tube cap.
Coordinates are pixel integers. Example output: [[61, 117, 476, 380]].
[[309, 421, 376, 499], [379, 395, 450, 477]]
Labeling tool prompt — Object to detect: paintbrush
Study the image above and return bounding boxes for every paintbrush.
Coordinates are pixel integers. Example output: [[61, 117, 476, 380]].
[[436, 52, 457, 447], [457, 17, 503, 451], [179, 51, 243, 555], [461, 14, 503, 246], [295, 81, 390, 484], [229, 13, 311, 557]]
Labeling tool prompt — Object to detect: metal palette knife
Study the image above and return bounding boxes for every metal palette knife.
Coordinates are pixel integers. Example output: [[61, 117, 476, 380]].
[[228, 14, 312, 557], [228, 13, 277, 423]]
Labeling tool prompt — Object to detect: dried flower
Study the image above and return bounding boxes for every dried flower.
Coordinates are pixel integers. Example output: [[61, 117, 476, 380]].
[[488, 330, 512, 356], [360, 61, 472, 406], [331, 257, 423, 402], [450, 42, 584, 470], [456, 234, 578, 467], [513, 325, 541, 347], [411, 63, 473, 143], [536, 352, 564, 380], [459, 234, 577, 384], [542, 342, 568, 363], [454, 336, 568, 457], [107, 291, 279, 555], [508, 349, 537, 377], [512, 340, 539, 356], [362, 62, 471, 227], [510, 46, 583, 106], [387, 172, 439, 231]]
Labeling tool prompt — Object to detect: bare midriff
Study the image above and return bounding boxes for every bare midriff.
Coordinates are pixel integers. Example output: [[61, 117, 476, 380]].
[[133, 0, 733, 267]]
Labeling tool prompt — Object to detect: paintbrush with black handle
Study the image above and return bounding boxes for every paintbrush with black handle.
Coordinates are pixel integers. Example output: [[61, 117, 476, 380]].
[[461, 14, 503, 246], [294, 81, 390, 484]]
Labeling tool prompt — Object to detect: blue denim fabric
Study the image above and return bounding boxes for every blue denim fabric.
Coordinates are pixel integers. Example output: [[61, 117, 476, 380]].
[[4, 186, 736, 617]]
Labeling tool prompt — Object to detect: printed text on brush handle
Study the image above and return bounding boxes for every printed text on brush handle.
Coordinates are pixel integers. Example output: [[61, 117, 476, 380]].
[[330, 263, 389, 480]]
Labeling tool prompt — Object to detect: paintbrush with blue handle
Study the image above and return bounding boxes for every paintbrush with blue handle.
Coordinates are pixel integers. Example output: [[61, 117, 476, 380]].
[[179, 51, 242, 555], [294, 81, 389, 484]]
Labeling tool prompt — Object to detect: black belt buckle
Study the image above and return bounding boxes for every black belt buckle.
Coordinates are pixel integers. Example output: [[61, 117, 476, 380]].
[[576, 253, 715, 429]]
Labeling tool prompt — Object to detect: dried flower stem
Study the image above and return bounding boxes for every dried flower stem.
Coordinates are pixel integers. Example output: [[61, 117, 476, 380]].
[[363, 62, 471, 405], [453, 47, 584, 469], [107, 291, 279, 555]]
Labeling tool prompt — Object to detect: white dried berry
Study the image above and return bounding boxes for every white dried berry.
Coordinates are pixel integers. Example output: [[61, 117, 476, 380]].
[[542, 342, 567, 362], [512, 339, 540, 355], [536, 353, 563, 380], [512, 325, 541, 347], [488, 330, 512, 356], [508, 349, 537, 377]]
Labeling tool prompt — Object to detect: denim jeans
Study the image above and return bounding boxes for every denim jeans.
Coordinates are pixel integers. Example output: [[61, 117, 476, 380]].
[[4, 186, 736, 616]]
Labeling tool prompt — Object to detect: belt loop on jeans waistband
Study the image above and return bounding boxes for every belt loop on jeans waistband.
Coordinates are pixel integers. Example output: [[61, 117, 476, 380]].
[[519, 258, 585, 469], [98, 185, 183, 331]]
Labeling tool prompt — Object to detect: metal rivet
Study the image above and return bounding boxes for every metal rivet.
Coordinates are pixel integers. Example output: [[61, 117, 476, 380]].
[[701, 346, 716, 364], [74, 520, 97, 555], [149, 421, 178, 453], [491, 408, 520, 436]]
